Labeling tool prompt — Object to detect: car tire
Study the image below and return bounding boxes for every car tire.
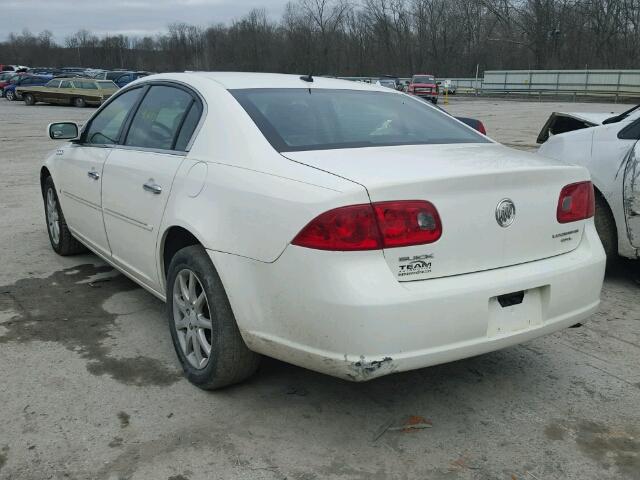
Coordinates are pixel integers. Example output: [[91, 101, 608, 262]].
[[432, 98, 438, 105], [72, 97, 86, 108], [6, 90, 14, 101], [166, 245, 260, 390], [23, 93, 35, 105], [43, 176, 88, 256], [594, 193, 618, 266]]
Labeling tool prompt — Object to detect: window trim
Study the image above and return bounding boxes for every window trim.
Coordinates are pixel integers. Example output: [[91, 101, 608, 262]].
[[77, 79, 205, 153]]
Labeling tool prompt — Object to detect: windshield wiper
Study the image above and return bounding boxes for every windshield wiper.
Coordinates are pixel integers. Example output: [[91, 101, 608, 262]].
[[603, 103, 640, 124]]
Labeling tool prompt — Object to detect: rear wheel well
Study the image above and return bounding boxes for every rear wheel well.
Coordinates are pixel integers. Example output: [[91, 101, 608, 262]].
[[162, 226, 201, 277], [593, 186, 614, 222], [593, 186, 618, 261]]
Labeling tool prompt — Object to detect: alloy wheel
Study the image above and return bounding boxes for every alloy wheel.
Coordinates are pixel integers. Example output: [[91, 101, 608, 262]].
[[172, 269, 213, 369], [46, 188, 60, 245]]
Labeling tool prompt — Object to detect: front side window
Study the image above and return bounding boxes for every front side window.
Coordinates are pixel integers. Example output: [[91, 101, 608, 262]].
[[84, 88, 143, 145], [46, 80, 60, 88], [232, 88, 488, 152], [60, 81, 73, 88], [124, 85, 194, 150]]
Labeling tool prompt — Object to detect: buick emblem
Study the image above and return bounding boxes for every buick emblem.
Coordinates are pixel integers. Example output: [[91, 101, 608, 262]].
[[495, 199, 516, 227]]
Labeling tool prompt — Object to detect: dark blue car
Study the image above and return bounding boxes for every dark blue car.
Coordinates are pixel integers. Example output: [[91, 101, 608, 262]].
[[4, 75, 52, 101], [97, 71, 152, 88]]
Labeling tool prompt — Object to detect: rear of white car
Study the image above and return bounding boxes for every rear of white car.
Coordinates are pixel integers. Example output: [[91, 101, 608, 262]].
[[41, 72, 606, 387], [208, 81, 606, 381]]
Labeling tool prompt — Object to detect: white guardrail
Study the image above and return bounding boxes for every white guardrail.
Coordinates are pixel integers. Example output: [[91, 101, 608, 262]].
[[338, 70, 640, 99]]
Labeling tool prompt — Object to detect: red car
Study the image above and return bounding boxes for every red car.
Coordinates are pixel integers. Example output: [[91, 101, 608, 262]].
[[407, 74, 439, 104], [0, 72, 23, 96]]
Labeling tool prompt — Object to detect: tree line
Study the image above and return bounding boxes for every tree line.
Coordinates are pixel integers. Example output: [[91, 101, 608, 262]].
[[3, 0, 640, 78]]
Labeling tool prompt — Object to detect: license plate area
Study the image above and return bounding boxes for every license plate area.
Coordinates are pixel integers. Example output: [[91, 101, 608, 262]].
[[487, 286, 547, 337]]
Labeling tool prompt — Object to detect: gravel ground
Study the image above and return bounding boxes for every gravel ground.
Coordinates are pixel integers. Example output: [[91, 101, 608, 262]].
[[0, 97, 638, 480]]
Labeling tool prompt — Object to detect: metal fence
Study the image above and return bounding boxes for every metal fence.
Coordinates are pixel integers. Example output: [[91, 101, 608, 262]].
[[481, 70, 640, 99], [337, 70, 640, 100]]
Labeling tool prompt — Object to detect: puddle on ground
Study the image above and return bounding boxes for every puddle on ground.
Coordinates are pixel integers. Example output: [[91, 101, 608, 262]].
[[546, 418, 640, 476], [0, 264, 181, 387]]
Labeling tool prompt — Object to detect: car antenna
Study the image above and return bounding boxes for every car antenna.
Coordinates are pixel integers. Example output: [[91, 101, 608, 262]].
[[300, 73, 313, 83]]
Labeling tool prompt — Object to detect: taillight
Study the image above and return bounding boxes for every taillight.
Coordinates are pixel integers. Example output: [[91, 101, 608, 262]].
[[476, 121, 487, 135], [292, 201, 442, 251], [291, 204, 382, 251], [373, 201, 442, 247], [557, 181, 595, 223]]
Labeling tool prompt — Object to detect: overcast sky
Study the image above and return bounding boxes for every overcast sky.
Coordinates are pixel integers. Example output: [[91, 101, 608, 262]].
[[0, 0, 290, 42]]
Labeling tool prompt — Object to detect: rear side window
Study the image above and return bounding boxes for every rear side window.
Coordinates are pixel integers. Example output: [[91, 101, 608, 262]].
[[124, 85, 195, 151], [232, 88, 487, 152], [97, 81, 116, 89], [60, 81, 73, 88], [174, 102, 202, 151], [619, 119, 640, 140], [84, 88, 143, 145], [78, 81, 98, 90], [46, 80, 60, 88]]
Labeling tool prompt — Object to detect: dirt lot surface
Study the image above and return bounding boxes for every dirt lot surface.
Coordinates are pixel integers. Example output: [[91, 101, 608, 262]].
[[0, 97, 638, 480]]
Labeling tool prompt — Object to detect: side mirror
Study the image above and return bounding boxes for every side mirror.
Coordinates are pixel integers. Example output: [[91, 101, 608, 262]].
[[436, 81, 442, 85], [48, 122, 78, 140]]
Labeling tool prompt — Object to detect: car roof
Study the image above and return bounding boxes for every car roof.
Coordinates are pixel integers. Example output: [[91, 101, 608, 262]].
[[151, 71, 395, 92]]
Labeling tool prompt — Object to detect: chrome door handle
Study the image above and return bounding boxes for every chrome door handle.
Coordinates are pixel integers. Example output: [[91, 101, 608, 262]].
[[143, 181, 162, 194], [87, 170, 100, 180]]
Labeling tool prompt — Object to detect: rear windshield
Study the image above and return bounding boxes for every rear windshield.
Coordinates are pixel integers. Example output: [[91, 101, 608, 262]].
[[231, 88, 487, 152], [413, 76, 435, 84]]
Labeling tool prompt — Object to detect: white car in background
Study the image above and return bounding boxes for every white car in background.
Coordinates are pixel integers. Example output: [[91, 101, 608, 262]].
[[41, 72, 605, 389], [537, 105, 640, 262], [440, 79, 457, 95]]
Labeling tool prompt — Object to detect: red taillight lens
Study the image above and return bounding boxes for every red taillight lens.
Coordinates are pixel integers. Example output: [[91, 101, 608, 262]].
[[373, 200, 442, 247], [557, 181, 595, 223], [476, 121, 487, 135], [292, 201, 442, 251], [291, 204, 382, 251]]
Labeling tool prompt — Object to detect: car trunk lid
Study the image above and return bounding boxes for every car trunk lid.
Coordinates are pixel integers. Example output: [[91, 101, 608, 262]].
[[284, 143, 589, 281]]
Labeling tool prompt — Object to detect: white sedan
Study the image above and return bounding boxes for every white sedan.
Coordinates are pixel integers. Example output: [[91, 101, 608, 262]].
[[537, 106, 640, 262], [41, 73, 605, 389]]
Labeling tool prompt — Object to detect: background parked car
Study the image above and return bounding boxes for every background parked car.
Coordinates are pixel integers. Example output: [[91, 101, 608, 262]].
[[4, 74, 52, 101], [0, 64, 28, 72], [537, 105, 640, 263], [18, 78, 119, 107], [0, 72, 27, 97], [374, 78, 398, 89], [94, 70, 153, 87], [440, 79, 457, 95], [407, 74, 439, 104]]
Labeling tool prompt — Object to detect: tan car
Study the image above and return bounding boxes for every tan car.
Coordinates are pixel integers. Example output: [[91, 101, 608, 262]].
[[17, 78, 119, 107]]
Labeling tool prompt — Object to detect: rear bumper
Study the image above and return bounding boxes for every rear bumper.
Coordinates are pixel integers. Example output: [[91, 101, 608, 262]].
[[210, 222, 605, 381]]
